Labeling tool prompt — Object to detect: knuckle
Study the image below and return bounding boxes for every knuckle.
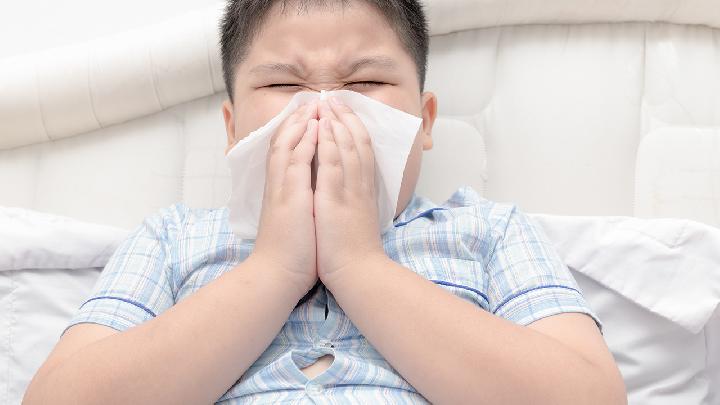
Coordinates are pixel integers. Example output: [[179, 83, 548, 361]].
[[339, 139, 355, 152], [269, 131, 282, 145], [289, 104, 306, 117], [324, 156, 342, 168], [288, 156, 309, 167], [286, 121, 306, 133], [288, 152, 311, 167], [270, 143, 285, 155], [285, 116, 302, 127], [359, 133, 372, 145]]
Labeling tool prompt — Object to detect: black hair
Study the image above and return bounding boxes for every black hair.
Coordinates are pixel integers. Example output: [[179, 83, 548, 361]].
[[218, 0, 429, 104]]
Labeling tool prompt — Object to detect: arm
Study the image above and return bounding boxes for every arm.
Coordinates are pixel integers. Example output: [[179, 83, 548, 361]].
[[323, 254, 627, 405], [312, 97, 626, 404], [23, 255, 308, 405], [25, 100, 322, 405]]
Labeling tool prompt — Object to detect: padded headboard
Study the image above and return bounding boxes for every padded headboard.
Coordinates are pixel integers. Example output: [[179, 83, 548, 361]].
[[1, 0, 719, 230]]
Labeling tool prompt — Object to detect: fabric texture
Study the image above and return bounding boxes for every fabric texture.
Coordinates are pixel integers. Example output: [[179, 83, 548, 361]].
[[63, 186, 601, 404]]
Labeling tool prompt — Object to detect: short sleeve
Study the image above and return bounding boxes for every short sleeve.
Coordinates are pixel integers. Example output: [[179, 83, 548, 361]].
[[61, 204, 186, 337], [484, 205, 604, 334]]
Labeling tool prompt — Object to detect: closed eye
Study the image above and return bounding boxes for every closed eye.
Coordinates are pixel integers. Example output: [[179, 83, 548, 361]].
[[346, 81, 385, 87], [264, 81, 386, 89], [266, 83, 301, 88]]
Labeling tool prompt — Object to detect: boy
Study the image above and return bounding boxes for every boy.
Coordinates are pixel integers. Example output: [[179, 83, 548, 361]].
[[24, 0, 626, 404]]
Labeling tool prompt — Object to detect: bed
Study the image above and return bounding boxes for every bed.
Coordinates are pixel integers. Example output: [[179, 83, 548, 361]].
[[1, 0, 719, 403]]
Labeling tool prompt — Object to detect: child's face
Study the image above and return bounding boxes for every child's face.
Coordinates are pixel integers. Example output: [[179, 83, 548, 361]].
[[222, 1, 437, 217]]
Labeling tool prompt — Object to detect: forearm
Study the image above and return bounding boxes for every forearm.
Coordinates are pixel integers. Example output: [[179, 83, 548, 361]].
[[324, 254, 619, 405], [30, 254, 307, 405]]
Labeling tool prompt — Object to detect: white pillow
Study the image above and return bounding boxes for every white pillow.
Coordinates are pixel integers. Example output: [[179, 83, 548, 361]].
[[0, 206, 129, 271], [530, 214, 720, 405], [0, 206, 129, 405]]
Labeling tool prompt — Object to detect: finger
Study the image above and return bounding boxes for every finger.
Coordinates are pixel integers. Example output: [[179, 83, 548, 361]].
[[290, 100, 319, 124], [269, 102, 307, 146], [285, 119, 318, 192], [266, 100, 319, 188], [328, 97, 375, 188], [300, 99, 319, 122], [317, 99, 339, 121], [268, 100, 318, 151], [316, 117, 343, 194], [329, 119, 361, 193], [266, 115, 309, 191], [293, 118, 319, 164]]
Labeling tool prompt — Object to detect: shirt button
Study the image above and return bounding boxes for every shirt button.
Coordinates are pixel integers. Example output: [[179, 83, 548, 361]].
[[306, 383, 322, 394], [318, 339, 334, 348]]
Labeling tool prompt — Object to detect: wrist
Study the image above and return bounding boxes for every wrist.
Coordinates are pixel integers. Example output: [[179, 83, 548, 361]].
[[240, 253, 317, 299], [321, 250, 389, 290]]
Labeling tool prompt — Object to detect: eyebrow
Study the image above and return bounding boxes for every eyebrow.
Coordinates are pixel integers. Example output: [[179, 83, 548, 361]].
[[344, 56, 397, 76], [248, 56, 398, 77]]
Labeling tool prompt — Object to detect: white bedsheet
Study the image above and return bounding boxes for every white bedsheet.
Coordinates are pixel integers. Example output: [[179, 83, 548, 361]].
[[529, 213, 720, 334]]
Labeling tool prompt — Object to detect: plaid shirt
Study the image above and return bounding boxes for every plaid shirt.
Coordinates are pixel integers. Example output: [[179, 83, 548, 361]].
[[64, 186, 602, 404]]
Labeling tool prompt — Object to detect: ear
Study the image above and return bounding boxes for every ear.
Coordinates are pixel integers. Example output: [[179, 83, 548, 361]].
[[419, 91, 437, 151], [222, 99, 236, 155]]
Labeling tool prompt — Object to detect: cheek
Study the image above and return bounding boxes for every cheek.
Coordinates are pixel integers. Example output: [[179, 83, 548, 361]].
[[233, 94, 295, 140], [395, 136, 425, 216], [400, 134, 425, 188], [367, 86, 421, 118]]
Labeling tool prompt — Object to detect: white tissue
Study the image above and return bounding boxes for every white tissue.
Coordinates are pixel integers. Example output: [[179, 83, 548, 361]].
[[225, 89, 423, 240]]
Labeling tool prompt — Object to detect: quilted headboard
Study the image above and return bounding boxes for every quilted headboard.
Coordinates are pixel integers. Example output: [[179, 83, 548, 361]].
[[1, 0, 719, 229]]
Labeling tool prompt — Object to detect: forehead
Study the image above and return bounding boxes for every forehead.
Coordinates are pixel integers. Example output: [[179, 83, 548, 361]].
[[239, 1, 411, 74]]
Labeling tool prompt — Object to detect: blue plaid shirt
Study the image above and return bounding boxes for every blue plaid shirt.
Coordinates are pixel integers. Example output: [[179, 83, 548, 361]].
[[63, 186, 602, 404]]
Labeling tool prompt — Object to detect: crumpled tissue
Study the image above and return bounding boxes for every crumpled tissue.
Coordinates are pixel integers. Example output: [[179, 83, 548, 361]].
[[225, 89, 423, 240]]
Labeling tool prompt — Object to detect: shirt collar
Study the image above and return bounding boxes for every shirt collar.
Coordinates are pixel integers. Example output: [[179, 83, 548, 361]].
[[392, 193, 446, 228]]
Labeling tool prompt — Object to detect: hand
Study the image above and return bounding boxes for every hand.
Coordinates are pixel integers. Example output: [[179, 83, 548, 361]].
[[252, 101, 320, 295], [314, 97, 386, 285]]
